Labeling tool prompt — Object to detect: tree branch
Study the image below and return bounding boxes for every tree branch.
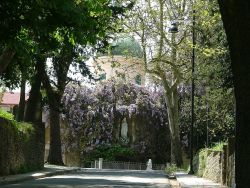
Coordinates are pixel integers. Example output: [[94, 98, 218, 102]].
[[0, 46, 16, 74]]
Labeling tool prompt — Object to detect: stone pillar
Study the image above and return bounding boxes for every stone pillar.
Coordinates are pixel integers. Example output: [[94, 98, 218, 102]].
[[99, 158, 103, 169], [95, 160, 98, 169]]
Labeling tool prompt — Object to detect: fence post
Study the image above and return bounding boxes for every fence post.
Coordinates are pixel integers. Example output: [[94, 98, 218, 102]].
[[94, 160, 98, 169], [99, 158, 103, 169], [222, 144, 228, 185], [228, 137, 235, 187]]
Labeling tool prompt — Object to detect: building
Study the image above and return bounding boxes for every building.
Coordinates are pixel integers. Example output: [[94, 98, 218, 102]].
[[0, 92, 28, 113], [94, 36, 145, 86], [94, 55, 145, 86]]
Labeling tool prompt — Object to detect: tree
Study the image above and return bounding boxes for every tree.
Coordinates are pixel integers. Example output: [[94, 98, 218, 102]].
[[1, 0, 133, 165], [217, 1, 250, 186], [124, 0, 193, 166], [39, 1, 133, 165], [178, 0, 235, 152]]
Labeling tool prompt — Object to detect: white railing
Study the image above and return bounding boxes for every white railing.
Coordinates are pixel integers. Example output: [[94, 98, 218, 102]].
[[90, 160, 166, 170]]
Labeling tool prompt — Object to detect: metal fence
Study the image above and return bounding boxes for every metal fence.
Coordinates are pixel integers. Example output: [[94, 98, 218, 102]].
[[91, 160, 166, 170]]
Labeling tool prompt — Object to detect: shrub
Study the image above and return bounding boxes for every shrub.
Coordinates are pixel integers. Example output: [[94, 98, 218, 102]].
[[0, 108, 14, 120], [165, 163, 178, 176], [210, 142, 225, 151], [197, 149, 207, 176], [83, 144, 135, 166]]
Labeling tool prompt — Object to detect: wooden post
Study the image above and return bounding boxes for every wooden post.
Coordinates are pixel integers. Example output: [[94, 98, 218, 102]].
[[222, 144, 228, 185]]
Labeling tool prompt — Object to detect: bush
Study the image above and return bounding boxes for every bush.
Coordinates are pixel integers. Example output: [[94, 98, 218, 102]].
[[0, 108, 14, 120], [83, 144, 135, 166], [165, 163, 178, 176], [210, 142, 225, 151]]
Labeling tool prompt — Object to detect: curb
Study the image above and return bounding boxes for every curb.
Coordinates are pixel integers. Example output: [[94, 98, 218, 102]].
[[0, 168, 80, 186]]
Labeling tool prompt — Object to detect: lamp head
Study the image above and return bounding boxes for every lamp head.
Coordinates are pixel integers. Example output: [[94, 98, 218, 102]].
[[168, 22, 178, 33]]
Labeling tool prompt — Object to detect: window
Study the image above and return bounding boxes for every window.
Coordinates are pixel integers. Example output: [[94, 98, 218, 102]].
[[135, 74, 141, 85]]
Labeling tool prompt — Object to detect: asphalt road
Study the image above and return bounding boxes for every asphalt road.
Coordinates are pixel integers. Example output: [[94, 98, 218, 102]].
[[2, 169, 171, 188]]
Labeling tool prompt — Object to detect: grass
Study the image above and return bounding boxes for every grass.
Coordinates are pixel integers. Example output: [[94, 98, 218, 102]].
[[210, 142, 225, 151]]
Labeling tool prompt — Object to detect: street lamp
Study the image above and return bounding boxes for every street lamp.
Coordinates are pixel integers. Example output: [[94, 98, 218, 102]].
[[168, 7, 196, 175], [168, 22, 179, 33]]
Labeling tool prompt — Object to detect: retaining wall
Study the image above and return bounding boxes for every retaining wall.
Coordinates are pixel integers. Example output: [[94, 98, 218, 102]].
[[0, 117, 44, 175], [193, 139, 235, 187]]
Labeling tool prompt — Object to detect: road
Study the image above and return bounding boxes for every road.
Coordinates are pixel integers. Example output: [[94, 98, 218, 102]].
[[2, 169, 171, 188]]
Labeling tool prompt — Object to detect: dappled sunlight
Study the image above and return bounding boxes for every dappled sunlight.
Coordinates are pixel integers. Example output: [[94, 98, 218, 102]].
[[2, 170, 170, 188], [31, 173, 47, 177], [44, 174, 168, 184]]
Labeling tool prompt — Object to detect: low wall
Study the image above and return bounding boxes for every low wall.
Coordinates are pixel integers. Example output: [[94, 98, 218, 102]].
[[193, 140, 235, 187], [0, 117, 45, 176], [203, 150, 222, 183]]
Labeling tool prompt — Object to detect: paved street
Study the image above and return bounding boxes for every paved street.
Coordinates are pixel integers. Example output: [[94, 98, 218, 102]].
[[2, 169, 171, 188]]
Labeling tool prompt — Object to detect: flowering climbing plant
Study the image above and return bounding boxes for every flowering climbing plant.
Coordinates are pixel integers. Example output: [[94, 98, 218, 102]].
[[61, 79, 168, 158]]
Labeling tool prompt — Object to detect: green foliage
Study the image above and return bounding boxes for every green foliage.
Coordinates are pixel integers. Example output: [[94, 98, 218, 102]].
[[0, 108, 14, 120], [179, 0, 234, 151], [111, 36, 143, 58], [0, 108, 33, 134], [165, 163, 178, 176], [180, 88, 234, 152], [210, 142, 225, 151], [196, 149, 207, 177], [14, 121, 34, 135], [83, 144, 135, 164]]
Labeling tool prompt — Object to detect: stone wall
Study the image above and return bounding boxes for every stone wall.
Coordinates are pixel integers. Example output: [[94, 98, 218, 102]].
[[193, 140, 235, 187], [193, 149, 222, 183], [0, 117, 44, 176], [203, 150, 222, 183], [61, 114, 171, 166]]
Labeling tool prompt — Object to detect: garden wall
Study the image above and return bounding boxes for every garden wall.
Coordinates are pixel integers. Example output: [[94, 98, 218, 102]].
[[0, 117, 45, 176], [193, 139, 235, 187], [203, 150, 222, 182]]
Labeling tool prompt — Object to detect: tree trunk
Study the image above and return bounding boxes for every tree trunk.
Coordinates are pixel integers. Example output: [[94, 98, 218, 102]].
[[41, 63, 65, 165], [164, 86, 183, 167], [42, 47, 74, 165], [218, 1, 250, 187], [24, 61, 43, 123], [17, 74, 26, 121], [23, 60, 45, 169], [47, 101, 64, 165], [0, 46, 15, 74]]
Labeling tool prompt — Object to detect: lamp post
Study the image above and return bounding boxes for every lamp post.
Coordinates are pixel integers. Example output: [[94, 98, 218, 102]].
[[168, 22, 178, 164], [168, 4, 195, 175]]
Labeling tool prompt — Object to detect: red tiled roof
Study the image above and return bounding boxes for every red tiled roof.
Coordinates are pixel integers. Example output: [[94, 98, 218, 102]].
[[1, 92, 29, 105]]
